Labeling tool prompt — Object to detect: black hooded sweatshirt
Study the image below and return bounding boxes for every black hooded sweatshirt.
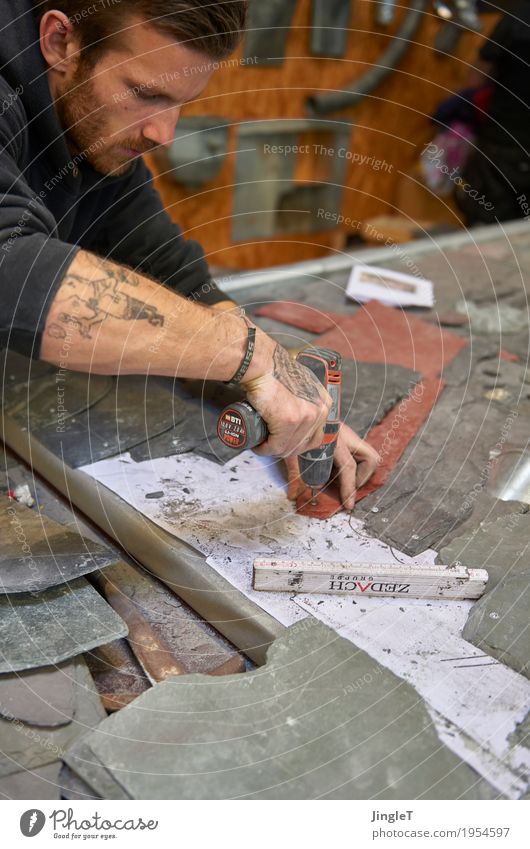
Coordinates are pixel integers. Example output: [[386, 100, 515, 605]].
[[0, 0, 224, 359]]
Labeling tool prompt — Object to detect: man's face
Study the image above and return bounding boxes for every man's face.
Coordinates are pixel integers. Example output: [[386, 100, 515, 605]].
[[54, 18, 215, 176]]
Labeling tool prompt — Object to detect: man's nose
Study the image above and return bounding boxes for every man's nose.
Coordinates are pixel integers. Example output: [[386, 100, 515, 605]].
[[142, 108, 181, 148]]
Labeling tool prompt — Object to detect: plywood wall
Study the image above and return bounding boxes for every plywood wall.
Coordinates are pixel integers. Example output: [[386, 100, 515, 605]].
[[146, 1, 499, 269]]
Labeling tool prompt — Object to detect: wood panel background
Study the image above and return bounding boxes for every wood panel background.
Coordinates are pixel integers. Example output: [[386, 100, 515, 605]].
[[145, 1, 499, 269]]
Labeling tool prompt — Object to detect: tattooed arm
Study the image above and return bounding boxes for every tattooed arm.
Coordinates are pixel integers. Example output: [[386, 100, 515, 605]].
[[40, 250, 331, 456]]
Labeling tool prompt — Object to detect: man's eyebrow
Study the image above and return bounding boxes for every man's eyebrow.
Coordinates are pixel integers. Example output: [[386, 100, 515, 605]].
[[123, 78, 198, 105]]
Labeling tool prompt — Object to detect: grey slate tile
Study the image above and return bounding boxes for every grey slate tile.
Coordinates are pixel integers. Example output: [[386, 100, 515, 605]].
[[0, 498, 119, 594], [0, 664, 75, 727], [439, 514, 530, 679], [0, 578, 128, 674], [0, 762, 62, 800], [0, 657, 106, 779], [62, 738, 131, 800], [84, 620, 498, 800]]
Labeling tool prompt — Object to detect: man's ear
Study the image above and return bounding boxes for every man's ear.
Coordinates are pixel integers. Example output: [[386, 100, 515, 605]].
[[39, 10, 80, 75]]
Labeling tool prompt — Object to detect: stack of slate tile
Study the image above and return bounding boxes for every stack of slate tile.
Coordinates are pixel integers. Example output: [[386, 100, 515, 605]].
[[0, 495, 128, 799]]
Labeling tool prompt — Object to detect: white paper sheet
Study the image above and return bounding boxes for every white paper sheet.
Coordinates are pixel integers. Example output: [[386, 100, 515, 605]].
[[346, 264, 435, 308], [81, 451, 432, 625]]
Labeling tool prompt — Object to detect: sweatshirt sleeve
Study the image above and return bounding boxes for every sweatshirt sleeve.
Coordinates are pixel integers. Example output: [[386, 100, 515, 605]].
[[0, 80, 80, 358], [82, 158, 230, 307]]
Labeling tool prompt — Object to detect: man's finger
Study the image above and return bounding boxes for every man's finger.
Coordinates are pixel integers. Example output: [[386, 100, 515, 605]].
[[333, 439, 359, 511]]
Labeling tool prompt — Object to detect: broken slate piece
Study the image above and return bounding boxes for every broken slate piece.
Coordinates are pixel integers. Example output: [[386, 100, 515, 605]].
[[463, 572, 530, 679], [438, 514, 530, 679], [340, 360, 421, 438], [0, 657, 106, 779], [362, 387, 517, 554], [0, 762, 62, 800], [85, 619, 497, 800], [315, 299, 467, 379], [62, 737, 131, 801], [58, 764, 102, 801], [0, 498, 119, 594], [0, 663, 75, 727], [0, 578, 128, 674], [438, 514, 530, 594]]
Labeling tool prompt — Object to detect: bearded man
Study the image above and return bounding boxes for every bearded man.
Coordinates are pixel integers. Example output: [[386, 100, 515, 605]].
[[0, 0, 379, 506]]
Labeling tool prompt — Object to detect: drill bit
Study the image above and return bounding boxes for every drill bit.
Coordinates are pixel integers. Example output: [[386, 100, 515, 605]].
[[310, 488, 318, 506]]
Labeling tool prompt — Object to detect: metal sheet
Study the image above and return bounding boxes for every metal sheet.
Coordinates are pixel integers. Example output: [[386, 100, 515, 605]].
[[0, 578, 128, 674]]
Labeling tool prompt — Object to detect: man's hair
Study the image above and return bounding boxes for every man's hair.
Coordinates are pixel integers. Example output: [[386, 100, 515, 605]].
[[34, 1, 247, 65]]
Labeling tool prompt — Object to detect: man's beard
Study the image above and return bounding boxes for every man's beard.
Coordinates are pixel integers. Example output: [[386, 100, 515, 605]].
[[54, 66, 156, 177]]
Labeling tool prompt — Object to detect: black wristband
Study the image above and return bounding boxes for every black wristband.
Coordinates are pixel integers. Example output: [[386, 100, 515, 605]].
[[225, 316, 256, 385]]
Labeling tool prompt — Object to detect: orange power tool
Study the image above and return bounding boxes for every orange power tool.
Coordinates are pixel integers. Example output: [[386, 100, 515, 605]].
[[217, 347, 342, 503]]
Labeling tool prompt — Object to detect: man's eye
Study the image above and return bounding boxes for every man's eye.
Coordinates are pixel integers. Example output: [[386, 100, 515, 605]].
[[136, 92, 160, 101]]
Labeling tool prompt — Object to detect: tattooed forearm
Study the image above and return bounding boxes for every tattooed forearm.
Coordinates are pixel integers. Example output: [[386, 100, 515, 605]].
[[87, 253, 142, 288], [46, 263, 165, 340], [272, 345, 322, 405]]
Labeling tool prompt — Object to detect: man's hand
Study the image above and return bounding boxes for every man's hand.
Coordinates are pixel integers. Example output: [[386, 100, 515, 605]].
[[286, 423, 381, 510], [241, 342, 332, 458], [332, 424, 381, 509]]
